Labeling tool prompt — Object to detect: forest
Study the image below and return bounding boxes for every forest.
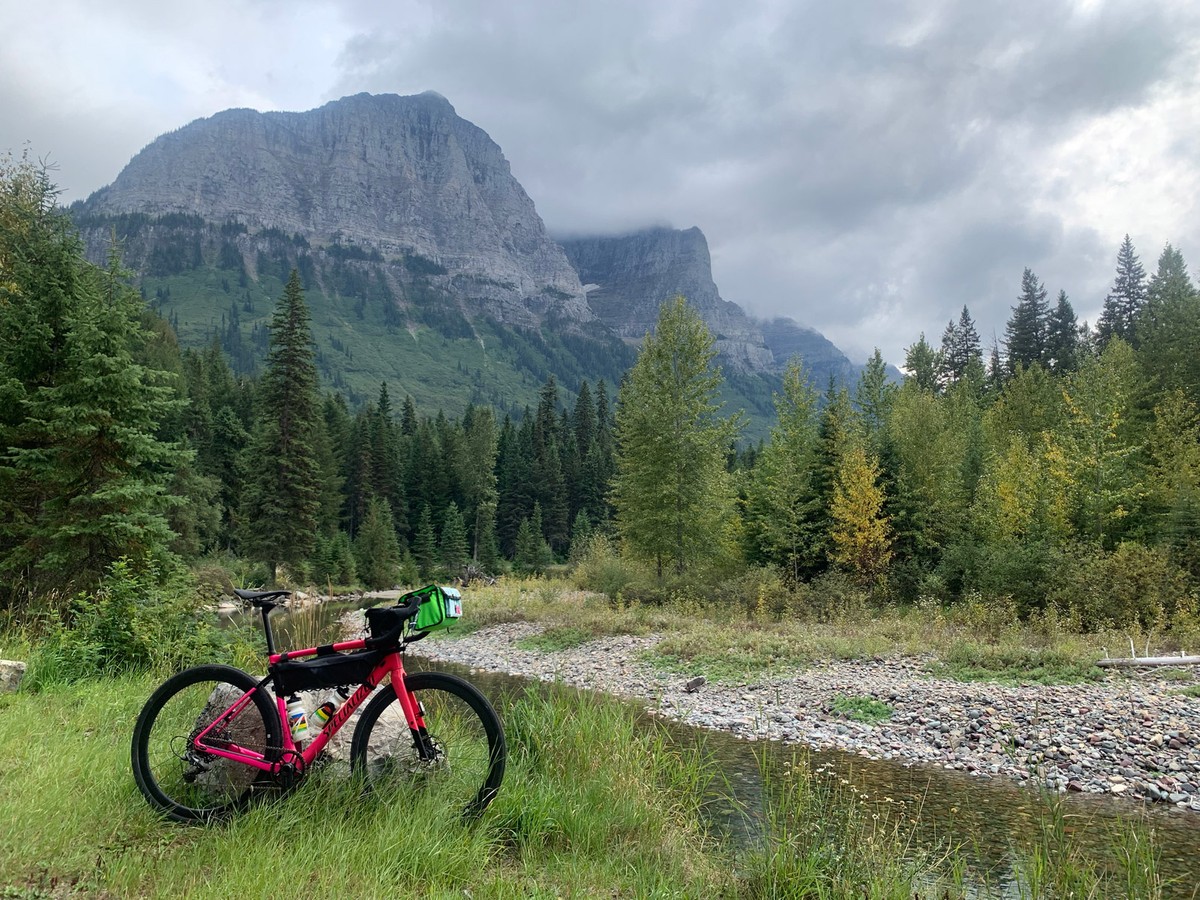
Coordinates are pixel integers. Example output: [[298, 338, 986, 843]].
[[4, 152, 1200, 656]]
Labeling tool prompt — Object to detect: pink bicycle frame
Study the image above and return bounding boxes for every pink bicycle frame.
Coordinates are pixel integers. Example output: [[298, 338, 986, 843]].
[[192, 636, 427, 775]]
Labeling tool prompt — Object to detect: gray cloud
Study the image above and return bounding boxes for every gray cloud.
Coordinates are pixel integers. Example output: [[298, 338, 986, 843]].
[[3, 0, 1198, 367]]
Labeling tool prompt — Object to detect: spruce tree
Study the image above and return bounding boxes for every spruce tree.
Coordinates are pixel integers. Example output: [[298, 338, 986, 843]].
[[612, 296, 742, 577], [413, 503, 438, 580], [747, 359, 823, 581], [1098, 234, 1147, 348], [439, 501, 470, 575], [354, 497, 400, 590], [1045, 290, 1080, 375], [1139, 243, 1200, 394], [903, 334, 940, 393], [239, 270, 323, 582], [1005, 268, 1050, 373], [0, 156, 187, 607], [938, 306, 982, 387]]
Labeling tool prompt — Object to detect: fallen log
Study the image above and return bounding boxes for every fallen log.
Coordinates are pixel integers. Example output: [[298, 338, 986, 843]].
[[1096, 655, 1200, 668]]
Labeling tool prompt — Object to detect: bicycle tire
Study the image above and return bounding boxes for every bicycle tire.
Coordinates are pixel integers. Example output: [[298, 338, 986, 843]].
[[131, 664, 284, 823], [349, 671, 505, 817]]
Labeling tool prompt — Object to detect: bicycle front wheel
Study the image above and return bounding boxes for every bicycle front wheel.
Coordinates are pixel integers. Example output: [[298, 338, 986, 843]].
[[350, 671, 505, 817], [131, 664, 283, 823]]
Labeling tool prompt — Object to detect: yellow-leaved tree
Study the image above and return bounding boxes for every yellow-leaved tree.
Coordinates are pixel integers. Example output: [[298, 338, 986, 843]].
[[828, 445, 892, 586]]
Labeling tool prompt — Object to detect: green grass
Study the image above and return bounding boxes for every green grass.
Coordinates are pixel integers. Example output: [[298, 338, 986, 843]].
[[0, 674, 727, 898], [0, 669, 1173, 898], [933, 643, 1105, 686], [515, 626, 596, 653], [1172, 684, 1200, 698], [830, 693, 894, 724]]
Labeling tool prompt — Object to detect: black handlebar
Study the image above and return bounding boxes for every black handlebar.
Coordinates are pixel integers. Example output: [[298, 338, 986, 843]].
[[362, 592, 424, 649]]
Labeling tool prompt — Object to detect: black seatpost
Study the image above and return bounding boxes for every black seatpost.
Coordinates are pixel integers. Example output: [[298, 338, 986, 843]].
[[260, 602, 278, 655]]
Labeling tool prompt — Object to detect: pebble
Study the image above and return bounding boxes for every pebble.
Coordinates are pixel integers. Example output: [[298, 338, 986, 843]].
[[401, 619, 1200, 813]]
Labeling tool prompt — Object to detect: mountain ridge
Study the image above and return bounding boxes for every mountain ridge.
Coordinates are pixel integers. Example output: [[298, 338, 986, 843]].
[[70, 91, 871, 426]]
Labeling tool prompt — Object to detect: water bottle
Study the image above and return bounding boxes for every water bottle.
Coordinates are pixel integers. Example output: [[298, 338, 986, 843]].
[[286, 696, 309, 742], [312, 699, 337, 730]]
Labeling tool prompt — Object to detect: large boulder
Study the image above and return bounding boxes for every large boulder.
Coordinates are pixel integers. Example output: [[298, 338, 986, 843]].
[[0, 659, 26, 693]]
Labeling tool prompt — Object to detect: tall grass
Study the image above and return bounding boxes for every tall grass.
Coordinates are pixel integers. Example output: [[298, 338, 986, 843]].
[[0, 673, 1175, 898]]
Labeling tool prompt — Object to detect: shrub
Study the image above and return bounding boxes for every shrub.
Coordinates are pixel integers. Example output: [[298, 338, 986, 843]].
[[24, 558, 244, 689], [802, 570, 870, 623], [1047, 541, 1196, 631], [573, 534, 648, 599], [710, 568, 792, 620]]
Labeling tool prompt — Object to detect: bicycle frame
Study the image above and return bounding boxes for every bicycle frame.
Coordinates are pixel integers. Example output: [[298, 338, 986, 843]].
[[191, 636, 428, 777]]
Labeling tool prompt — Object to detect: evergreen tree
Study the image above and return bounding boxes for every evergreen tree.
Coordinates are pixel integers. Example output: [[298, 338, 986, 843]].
[[239, 270, 323, 582], [1045, 290, 1080, 375], [855, 348, 896, 456], [1005, 268, 1050, 373], [1098, 234, 1147, 348], [514, 502, 554, 575], [568, 510, 594, 562], [413, 503, 438, 581], [439, 501, 470, 575], [746, 359, 823, 581], [903, 334, 940, 393], [0, 156, 187, 607], [457, 405, 499, 559], [532, 377, 570, 552], [611, 297, 742, 577], [1139, 243, 1200, 394], [369, 382, 407, 535], [938, 306, 982, 387], [495, 414, 535, 557], [354, 497, 401, 590]]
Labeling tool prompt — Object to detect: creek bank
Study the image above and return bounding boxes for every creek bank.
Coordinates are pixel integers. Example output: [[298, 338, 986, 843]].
[[400, 621, 1200, 814]]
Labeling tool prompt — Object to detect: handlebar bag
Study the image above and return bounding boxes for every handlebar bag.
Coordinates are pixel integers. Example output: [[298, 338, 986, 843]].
[[410, 584, 463, 631]]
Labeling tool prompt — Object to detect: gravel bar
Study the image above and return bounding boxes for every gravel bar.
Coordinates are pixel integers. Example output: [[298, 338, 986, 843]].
[[404, 621, 1200, 813]]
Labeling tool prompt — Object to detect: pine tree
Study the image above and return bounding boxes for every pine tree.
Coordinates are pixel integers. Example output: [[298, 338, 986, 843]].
[[1098, 234, 1147, 348], [611, 297, 742, 577], [0, 156, 187, 607], [1005, 268, 1050, 373], [239, 270, 323, 582]]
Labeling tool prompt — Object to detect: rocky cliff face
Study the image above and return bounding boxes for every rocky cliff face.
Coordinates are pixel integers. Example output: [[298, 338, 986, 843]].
[[79, 92, 592, 327], [559, 227, 775, 373]]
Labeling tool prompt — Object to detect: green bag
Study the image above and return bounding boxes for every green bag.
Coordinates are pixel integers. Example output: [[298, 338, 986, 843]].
[[410, 585, 463, 631]]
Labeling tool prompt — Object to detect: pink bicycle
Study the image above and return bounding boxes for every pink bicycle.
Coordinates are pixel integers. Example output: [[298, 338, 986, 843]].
[[131, 588, 505, 823]]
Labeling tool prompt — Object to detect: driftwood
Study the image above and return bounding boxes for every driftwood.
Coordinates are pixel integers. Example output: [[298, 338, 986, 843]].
[[1096, 655, 1200, 669]]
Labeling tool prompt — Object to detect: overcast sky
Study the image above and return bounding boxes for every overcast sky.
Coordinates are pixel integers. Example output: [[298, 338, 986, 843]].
[[4, 0, 1199, 366]]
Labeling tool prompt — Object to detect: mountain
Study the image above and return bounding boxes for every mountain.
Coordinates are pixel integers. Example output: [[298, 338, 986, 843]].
[[559, 226, 870, 387], [69, 91, 868, 426], [560, 227, 775, 373], [78, 91, 592, 331]]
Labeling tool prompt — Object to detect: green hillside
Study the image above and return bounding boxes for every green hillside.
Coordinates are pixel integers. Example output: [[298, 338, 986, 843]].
[[71, 211, 781, 427]]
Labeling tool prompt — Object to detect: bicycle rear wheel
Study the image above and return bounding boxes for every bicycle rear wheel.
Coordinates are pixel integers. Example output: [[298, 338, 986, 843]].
[[131, 664, 283, 823], [349, 671, 505, 817]]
